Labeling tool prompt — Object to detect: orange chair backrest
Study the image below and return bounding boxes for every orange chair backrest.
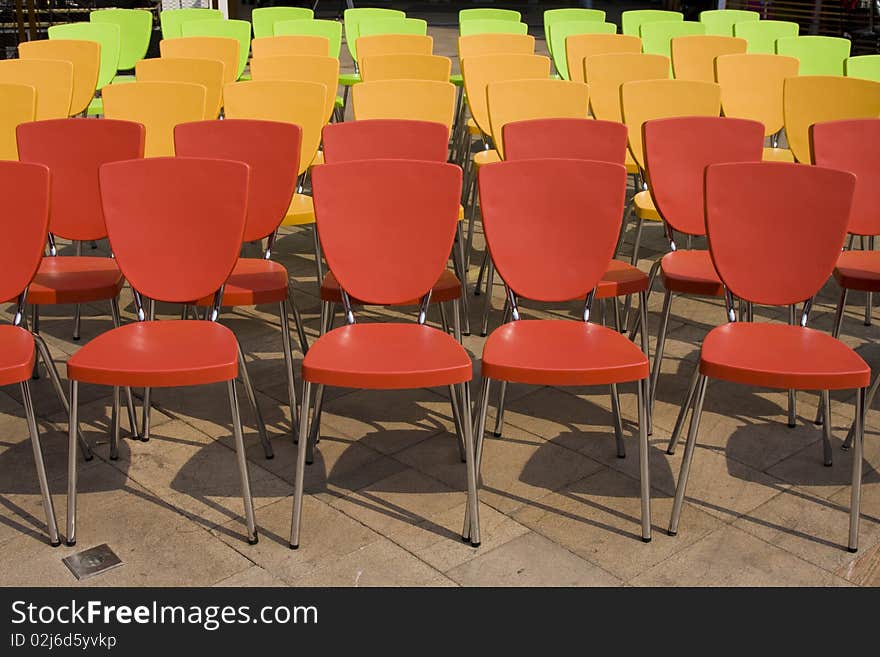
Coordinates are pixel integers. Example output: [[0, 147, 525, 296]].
[[353, 79, 457, 132], [585, 52, 669, 122], [136, 57, 225, 119], [360, 53, 452, 82], [502, 117, 627, 164], [18, 39, 99, 116], [0, 83, 35, 160], [249, 55, 339, 123], [715, 53, 799, 137], [671, 35, 746, 81], [0, 59, 73, 120], [356, 33, 433, 60], [160, 36, 238, 84], [251, 35, 330, 58], [567, 33, 641, 83], [458, 33, 536, 58], [322, 119, 449, 163]]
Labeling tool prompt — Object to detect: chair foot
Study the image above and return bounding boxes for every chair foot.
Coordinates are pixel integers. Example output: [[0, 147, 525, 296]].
[[248, 534, 259, 546], [618, 453, 626, 459], [50, 539, 61, 547], [493, 430, 501, 437], [848, 546, 858, 553], [470, 540, 481, 548], [84, 451, 94, 462], [667, 530, 677, 537], [480, 331, 487, 337], [289, 543, 299, 550], [666, 448, 675, 456], [641, 536, 652, 543], [787, 422, 796, 428], [65, 539, 76, 547]]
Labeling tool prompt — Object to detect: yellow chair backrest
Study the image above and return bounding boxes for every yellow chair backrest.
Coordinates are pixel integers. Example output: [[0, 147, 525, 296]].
[[160, 37, 239, 85], [671, 35, 747, 81], [361, 54, 452, 82], [0, 59, 73, 120], [0, 83, 35, 160], [461, 53, 551, 134], [249, 55, 339, 123], [356, 34, 433, 61], [715, 54, 798, 137], [487, 78, 590, 158], [567, 33, 642, 83], [251, 35, 330, 58], [223, 80, 326, 173], [586, 52, 670, 122], [102, 80, 207, 157], [621, 78, 721, 170], [136, 57, 224, 120], [18, 39, 98, 116], [458, 33, 536, 59], [353, 79, 457, 132], [783, 75, 880, 163]]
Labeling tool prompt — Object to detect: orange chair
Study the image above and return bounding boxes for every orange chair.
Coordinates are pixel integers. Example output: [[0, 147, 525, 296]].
[[160, 36, 238, 85], [0, 59, 73, 120], [135, 57, 225, 119], [670, 34, 746, 81], [360, 53, 452, 82], [251, 35, 330, 58], [18, 39, 99, 116], [352, 79, 457, 130], [249, 55, 340, 123], [355, 33, 433, 60], [0, 83, 35, 160], [568, 33, 642, 82]]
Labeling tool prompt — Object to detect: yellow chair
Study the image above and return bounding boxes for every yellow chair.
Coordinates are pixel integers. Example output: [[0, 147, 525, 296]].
[[102, 81, 207, 157], [0, 83, 35, 160], [671, 35, 746, 81], [251, 35, 331, 58], [136, 57, 225, 120], [715, 53, 799, 162], [566, 33, 642, 82], [249, 55, 339, 123], [353, 79, 457, 130], [355, 33, 433, 60], [0, 59, 73, 120], [360, 54, 452, 82], [18, 39, 99, 116], [160, 37, 239, 85], [783, 75, 880, 164]]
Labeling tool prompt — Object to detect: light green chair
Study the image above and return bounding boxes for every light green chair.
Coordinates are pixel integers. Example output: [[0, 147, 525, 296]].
[[460, 19, 528, 37], [846, 54, 880, 82], [90, 8, 151, 71], [48, 22, 119, 89], [181, 19, 252, 81], [459, 8, 521, 24], [343, 8, 405, 63], [275, 18, 342, 58], [776, 35, 851, 76], [159, 8, 222, 40], [549, 21, 616, 80], [734, 20, 798, 54], [621, 9, 683, 37], [359, 18, 428, 38], [544, 8, 606, 55], [699, 9, 760, 36], [251, 7, 313, 39], [641, 21, 705, 58]]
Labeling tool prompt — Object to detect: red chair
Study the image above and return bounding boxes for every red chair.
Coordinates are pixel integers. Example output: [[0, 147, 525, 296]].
[[65, 157, 258, 546], [290, 159, 481, 549], [0, 161, 60, 546], [668, 161, 868, 553], [476, 158, 653, 542], [174, 119, 310, 454]]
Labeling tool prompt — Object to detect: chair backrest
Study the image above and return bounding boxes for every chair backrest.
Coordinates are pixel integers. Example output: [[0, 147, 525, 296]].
[[91, 8, 152, 70], [458, 33, 536, 59], [102, 81, 206, 157], [0, 59, 73, 120], [0, 161, 50, 304], [502, 118, 628, 164], [252, 35, 330, 58], [249, 55, 339, 123], [775, 35, 850, 76], [136, 57, 225, 120], [352, 79, 457, 132], [585, 52, 670, 123], [312, 160, 461, 306], [361, 54, 451, 82], [223, 80, 325, 174], [160, 36, 239, 85], [479, 158, 627, 303], [460, 8, 521, 24], [322, 119, 449, 164], [734, 20, 798, 54], [549, 21, 616, 81], [48, 21, 120, 88], [460, 20, 529, 37], [568, 34, 642, 83], [622, 10, 683, 37], [359, 17, 428, 39], [811, 118, 880, 235], [643, 116, 764, 236], [181, 19, 251, 80], [461, 53, 551, 135], [18, 39, 99, 116], [699, 9, 760, 36], [251, 6, 313, 39], [641, 21, 706, 58], [159, 8, 223, 39], [175, 119, 301, 242], [544, 8, 606, 54], [100, 157, 249, 304], [705, 162, 855, 306], [621, 78, 722, 170], [17, 118, 145, 241], [846, 55, 880, 82], [0, 83, 35, 160], [487, 78, 590, 159], [343, 7, 405, 62], [274, 19, 342, 59], [715, 53, 798, 137], [783, 75, 880, 163], [671, 35, 746, 81], [356, 34, 433, 60]]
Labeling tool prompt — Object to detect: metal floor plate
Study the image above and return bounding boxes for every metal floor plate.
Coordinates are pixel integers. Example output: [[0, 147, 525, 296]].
[[62, 544, 124, 581]]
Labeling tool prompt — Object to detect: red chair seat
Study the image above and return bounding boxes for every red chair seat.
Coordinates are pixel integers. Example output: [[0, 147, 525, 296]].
[[701, 323, 870, 391], [482, 320, 649, 386], [320, 269, 461, 305], [833, 250, 880, 292], [302, 323, 471, 389], [660, 249, 724, 297], [67, 320, 239, 387], [27, 256, 124, 305], [0, 326, 35, 387], [195, 258, 289, 307], [596, 259, 649, 298]]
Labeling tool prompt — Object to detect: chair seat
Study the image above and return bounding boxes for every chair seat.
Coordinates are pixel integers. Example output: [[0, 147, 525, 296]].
[[660, 250, 724, 297], [701, 323, 870, 391], [303, 323, 471, 389], [339, 72, 361, 86], [0, 326, 35, 387], [281, 193, 315, 226], [763, 146, 794, 162], [482, 319, 649, 386], [196, 258, 289, 307], [596, 259, 649, 298], [450, 73, 463, 86], [321, 269, 461, 305], [633, 190, 661, 221], [67, 320, 239, 387], [474, 149, 500, 167], [834, 250, 880, 292], [28, 256, 124, 305]]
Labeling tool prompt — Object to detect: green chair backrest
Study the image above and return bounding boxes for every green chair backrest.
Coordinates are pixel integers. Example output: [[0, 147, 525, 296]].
[[621, 10, 683, 37], [699, 9, 760, 36], [641, 21, 705, 57], [275, 18, 342, 59], [846, 55, 880, 82], [181, 19, 252, 80], [90, 8, 151, 71], [544, 8, 606, 56], [460, 8, 521, 23], [251, 7, 313, 39], [343, 8, 405, 61], [48, 22, 120, 88], [775, 35, 850, 76], [550, 21, 616, 80], [460, 19, 528, 37], [159, 8, 222, 40], [359, 18, 428, 39], [734, 20, 798, 54]]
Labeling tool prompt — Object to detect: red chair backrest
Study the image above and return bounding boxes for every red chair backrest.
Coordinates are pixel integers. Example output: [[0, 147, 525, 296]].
[[311, 159, 461, 306], [478, 158, 628, 303], [0, 161, 50, 304], [17, 118, 145, 241], [322, 119, 449, 163], [174, 119, 301, 243], [810, 118, 880, 236], [502, 118, 627, 164], [644, 116, 764, 237], [99, 157, 249, 303], [705, 161, 855, 306]]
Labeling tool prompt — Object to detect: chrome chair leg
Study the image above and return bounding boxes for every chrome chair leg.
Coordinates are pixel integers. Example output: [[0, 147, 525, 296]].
[[109, 297, 141, 439], [452, 298, 463, 344], [816, 289, 849, 426], [312, 225, 324, 286], [820, 390, 833, 467], [637, 377, 652, 542], [493, 380, 507, 437], [448, 384, 467, 464], [843, 371, 880, 449], [459, 380, 481, 546], [306, 384, 324, 465], [848, 386, 865, 552], [280, 300, 300, 443], [473, 377, 491, 477], [865, 236, 874, 327], [627, 258, 661, 340], [228, 379, 258, 545], [638, 290, 653, 436], [610, 383, 625, 458], [30, 305, 39, 379], [464, 168, 479, 274], [455, 222, 470, 335], [236, 341, 273, 460], [668, 374, 708, 535], [480, 258, 495, 337], [287, 292, 309, 355], [650, 291, 673, 413], [21, 380, 60, 546], [439, 303, 450, 334], [66, 380, 79, 546], [668, 363, 700, 455], [290, 380, 313, 549], [141, 299, 156, 441], [110, 386, 120, 461], [474, 250, 488, 296], [787, 305, 797, 427]]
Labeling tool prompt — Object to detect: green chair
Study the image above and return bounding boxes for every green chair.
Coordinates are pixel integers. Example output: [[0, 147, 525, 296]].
[[641, 21, 705, 58], [460, 19, 528, 37], [48, 22, 119, 89], [544, 8, 606, 55], [275, 18, 342, 58], [549, 21, 616, 80], [734, 20, 798, 54], [181, 19, 252, 81], [359, 18, 428, 38], [699, 9, 760, 36], [846, 55, 880, 82], [159, 8, 222, 40], [459, 8, 521, 24], [251, 7, 313, 39], [90, 8, 151, 71], [621, 9, 683, 37], [776, 35, 850, 76]]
